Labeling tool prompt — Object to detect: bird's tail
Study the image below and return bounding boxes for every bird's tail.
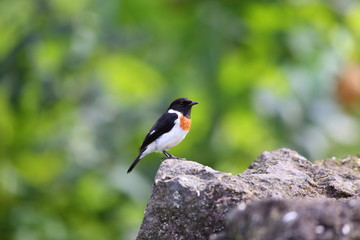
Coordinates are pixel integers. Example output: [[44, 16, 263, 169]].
[[127, 152, 143, 173]]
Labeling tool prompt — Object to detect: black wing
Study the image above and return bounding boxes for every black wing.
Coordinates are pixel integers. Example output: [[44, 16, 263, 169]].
[[139, 112, 177, 151]]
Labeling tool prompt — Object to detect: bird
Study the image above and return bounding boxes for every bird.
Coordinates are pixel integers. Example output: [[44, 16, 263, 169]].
[[127, 98, 199, 173]]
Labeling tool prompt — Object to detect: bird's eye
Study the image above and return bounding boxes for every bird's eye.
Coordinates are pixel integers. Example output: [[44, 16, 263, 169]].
[[180, 102, 185, 105]]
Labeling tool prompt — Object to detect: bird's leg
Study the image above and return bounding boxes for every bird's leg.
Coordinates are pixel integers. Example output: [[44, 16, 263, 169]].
[[162, 150, 173, 158], [162, 150, 186, 160]]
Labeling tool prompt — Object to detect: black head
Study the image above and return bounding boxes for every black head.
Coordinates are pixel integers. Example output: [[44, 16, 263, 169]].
[[168, 98, 199, 118]]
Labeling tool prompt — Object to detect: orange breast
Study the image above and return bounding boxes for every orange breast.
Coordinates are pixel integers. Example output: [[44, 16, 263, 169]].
[[180, 116, 192, 131]]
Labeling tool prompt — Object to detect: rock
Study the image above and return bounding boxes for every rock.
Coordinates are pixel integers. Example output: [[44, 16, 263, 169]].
[[136, 148, 360, 240]]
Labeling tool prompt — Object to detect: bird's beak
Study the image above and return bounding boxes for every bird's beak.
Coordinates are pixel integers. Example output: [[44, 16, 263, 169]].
[[190, 102, 199, 106]]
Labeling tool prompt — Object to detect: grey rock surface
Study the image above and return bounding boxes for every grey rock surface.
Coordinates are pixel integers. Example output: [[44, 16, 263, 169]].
[[212, 198, 360, 240], [136, 148, 360, 240]]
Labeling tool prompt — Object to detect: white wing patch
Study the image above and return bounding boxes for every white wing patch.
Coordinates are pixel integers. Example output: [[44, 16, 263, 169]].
[[149, 130, 155, 135]]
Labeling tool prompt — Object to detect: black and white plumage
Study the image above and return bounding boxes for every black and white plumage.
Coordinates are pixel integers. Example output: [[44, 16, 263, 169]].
[[127, 98, 198, 173]]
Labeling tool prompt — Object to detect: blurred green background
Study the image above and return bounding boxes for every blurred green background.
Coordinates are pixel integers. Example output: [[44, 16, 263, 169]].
[[1, 0, 360, 239]]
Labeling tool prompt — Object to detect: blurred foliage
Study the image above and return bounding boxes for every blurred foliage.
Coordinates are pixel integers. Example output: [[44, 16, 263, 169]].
[[1, 0, 360, 239]]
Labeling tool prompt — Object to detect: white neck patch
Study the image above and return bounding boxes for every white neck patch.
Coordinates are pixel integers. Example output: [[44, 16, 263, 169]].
[[168, 109, 182, 116]]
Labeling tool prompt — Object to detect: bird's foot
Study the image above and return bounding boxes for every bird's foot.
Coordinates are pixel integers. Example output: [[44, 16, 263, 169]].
[[162, 150, 186, 160], [162, 156, 187, 160]]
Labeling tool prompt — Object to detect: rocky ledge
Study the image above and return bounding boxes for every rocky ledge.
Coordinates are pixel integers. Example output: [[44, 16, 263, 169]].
[[136, 148, 360, 240]]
